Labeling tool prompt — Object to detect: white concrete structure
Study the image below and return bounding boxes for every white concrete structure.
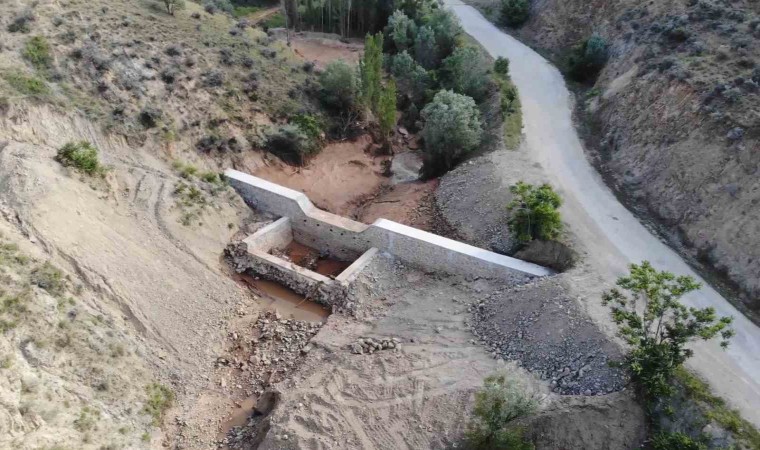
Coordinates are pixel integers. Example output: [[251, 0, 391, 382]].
[[226, 169, 552, 281]]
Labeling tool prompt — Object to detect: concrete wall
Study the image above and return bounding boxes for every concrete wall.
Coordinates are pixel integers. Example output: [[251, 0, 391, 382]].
[[244, 217, 293, 252], [226, 169, 552, 281]]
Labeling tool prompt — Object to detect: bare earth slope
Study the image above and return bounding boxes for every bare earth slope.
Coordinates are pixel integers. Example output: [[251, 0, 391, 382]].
[[441, 0, 760, 426]]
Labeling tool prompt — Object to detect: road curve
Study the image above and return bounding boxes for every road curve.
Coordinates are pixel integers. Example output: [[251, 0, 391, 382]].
[[444, 0, 760, 424]]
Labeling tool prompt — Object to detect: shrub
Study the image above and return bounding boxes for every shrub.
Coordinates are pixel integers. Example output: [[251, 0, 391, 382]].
[[442, 46, 490, 101], [420, 90, 483, 177], [4, 72, 49, 96], [203, 0, 233, 14], [501, 0, 530, 27], [414, 25, 438, 70], [602, 261, 734, 399], [507, 182, 562, 242], [387, 10, 417, 52], [494, 57, 510, 75], [22, 36, 53, 72], [8, 9, 35, 33], [138, 107, 163, 128], [652, 432, 707, 450], [56, 141, 103, 176], [265, 125, 319, 166], [290, 114, 322, 140], [143, 384, 174, 426], [319, 60, 359, 111], [390, 51, 429, 103], [31, 262, 66, 296], [567, 34, 609, 82], [466, 373, 536, 450]]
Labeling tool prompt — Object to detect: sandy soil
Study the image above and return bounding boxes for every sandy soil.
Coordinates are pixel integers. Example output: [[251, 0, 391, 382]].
[[291, 34, 364, 69], [0, 104, 260, 449], [252, 135, 390, 218], [249, 256, 647, 449]]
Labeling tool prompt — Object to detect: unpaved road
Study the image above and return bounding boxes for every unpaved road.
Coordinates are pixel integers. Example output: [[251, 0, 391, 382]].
[[445, 0, 760, 425]]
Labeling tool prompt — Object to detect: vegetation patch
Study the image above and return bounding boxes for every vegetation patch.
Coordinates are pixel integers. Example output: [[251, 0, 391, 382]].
[[3, 72, 49, 96], [675, 368, 760, 449], [143, 383, 175, 426], [22, 36, 53, 73], [500, 0, 530, 27], [56, 141, 104, 176], [507, 182, 563, 242], [493, 57, 522, 149], [466, 373, 535, 449], [30, 262, 67, 297]]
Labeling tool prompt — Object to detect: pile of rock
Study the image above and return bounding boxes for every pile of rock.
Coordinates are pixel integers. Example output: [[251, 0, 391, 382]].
[[217, 311, 322, 394], [468, 280, 629, 396], [349, 337, 400, 354]]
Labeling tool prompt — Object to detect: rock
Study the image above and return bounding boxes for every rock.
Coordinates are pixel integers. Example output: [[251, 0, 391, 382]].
[[726, 127, 744, 141]]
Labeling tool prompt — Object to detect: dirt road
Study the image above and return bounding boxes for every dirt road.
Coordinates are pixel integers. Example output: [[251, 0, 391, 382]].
[[444, 0, 760, 425]]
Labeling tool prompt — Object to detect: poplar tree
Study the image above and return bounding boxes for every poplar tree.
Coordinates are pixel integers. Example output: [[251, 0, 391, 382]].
[[360, 32, 384, 115], [378, 79, 397, 142]]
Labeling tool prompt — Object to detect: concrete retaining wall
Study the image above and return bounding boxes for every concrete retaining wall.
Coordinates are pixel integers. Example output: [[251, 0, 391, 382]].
[[226, 169, 552, 281]]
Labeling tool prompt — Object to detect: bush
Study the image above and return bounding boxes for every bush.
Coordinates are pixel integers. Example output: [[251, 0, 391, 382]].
[[652, 432, 707, 450], [143, 384, 174, 426], [507, 182, 562, 242], [442, 46, 490, 101], [203, 0, 233, 14], [387, 10, 417, 52], [138, 107, 163, 128], [602, 261, 734, 399], [390, 51, 429, 103], [290, 114, 322, 140], [162, 0, 185, 15], [56, 141, 103, 176], [567, 34, 609, 82], [22, 36, 53, 72], [501, 0, 530, 27], [8, 9, 35, 33], [265, 125, 319, 166], [494, 57, 510, 75], [319, 60, 359, 111], [420, 90, 483, 177], [466, 373, 536, 450], [31, 262, 66, 297]]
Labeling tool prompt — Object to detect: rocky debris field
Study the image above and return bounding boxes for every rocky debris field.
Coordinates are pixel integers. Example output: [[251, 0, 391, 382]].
[[219, 311, 322, 448], [469, 278, 629, 395], [348, 336, 401, 354]]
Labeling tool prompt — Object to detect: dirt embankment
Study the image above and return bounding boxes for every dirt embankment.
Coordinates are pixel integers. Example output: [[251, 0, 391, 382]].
[[466, 0, 760, 318]]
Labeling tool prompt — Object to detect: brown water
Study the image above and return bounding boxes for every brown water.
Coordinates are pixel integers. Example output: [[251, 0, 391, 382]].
[[282, 241, 351, 278], [234, 272, 330, 323]]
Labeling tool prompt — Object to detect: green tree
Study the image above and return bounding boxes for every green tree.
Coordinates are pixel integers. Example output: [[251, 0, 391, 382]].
[[567, 34, 609, 82], [390, 50, 429, 103], [466, 373, 536, 450], [506, 182, 562, 242], [387, 10, 417, 52], [360, 32, 384, 115], [425, 8, 461, 60], [441, 46, 489, 101], [378, 79, 398, 145], [420, 90, 483, 177], [494, 56, 510, 75], [501, 0, 530, 27], [602, 262, 735, 399], [319, 60, 359, 111], [414, 25, 438, 70]]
